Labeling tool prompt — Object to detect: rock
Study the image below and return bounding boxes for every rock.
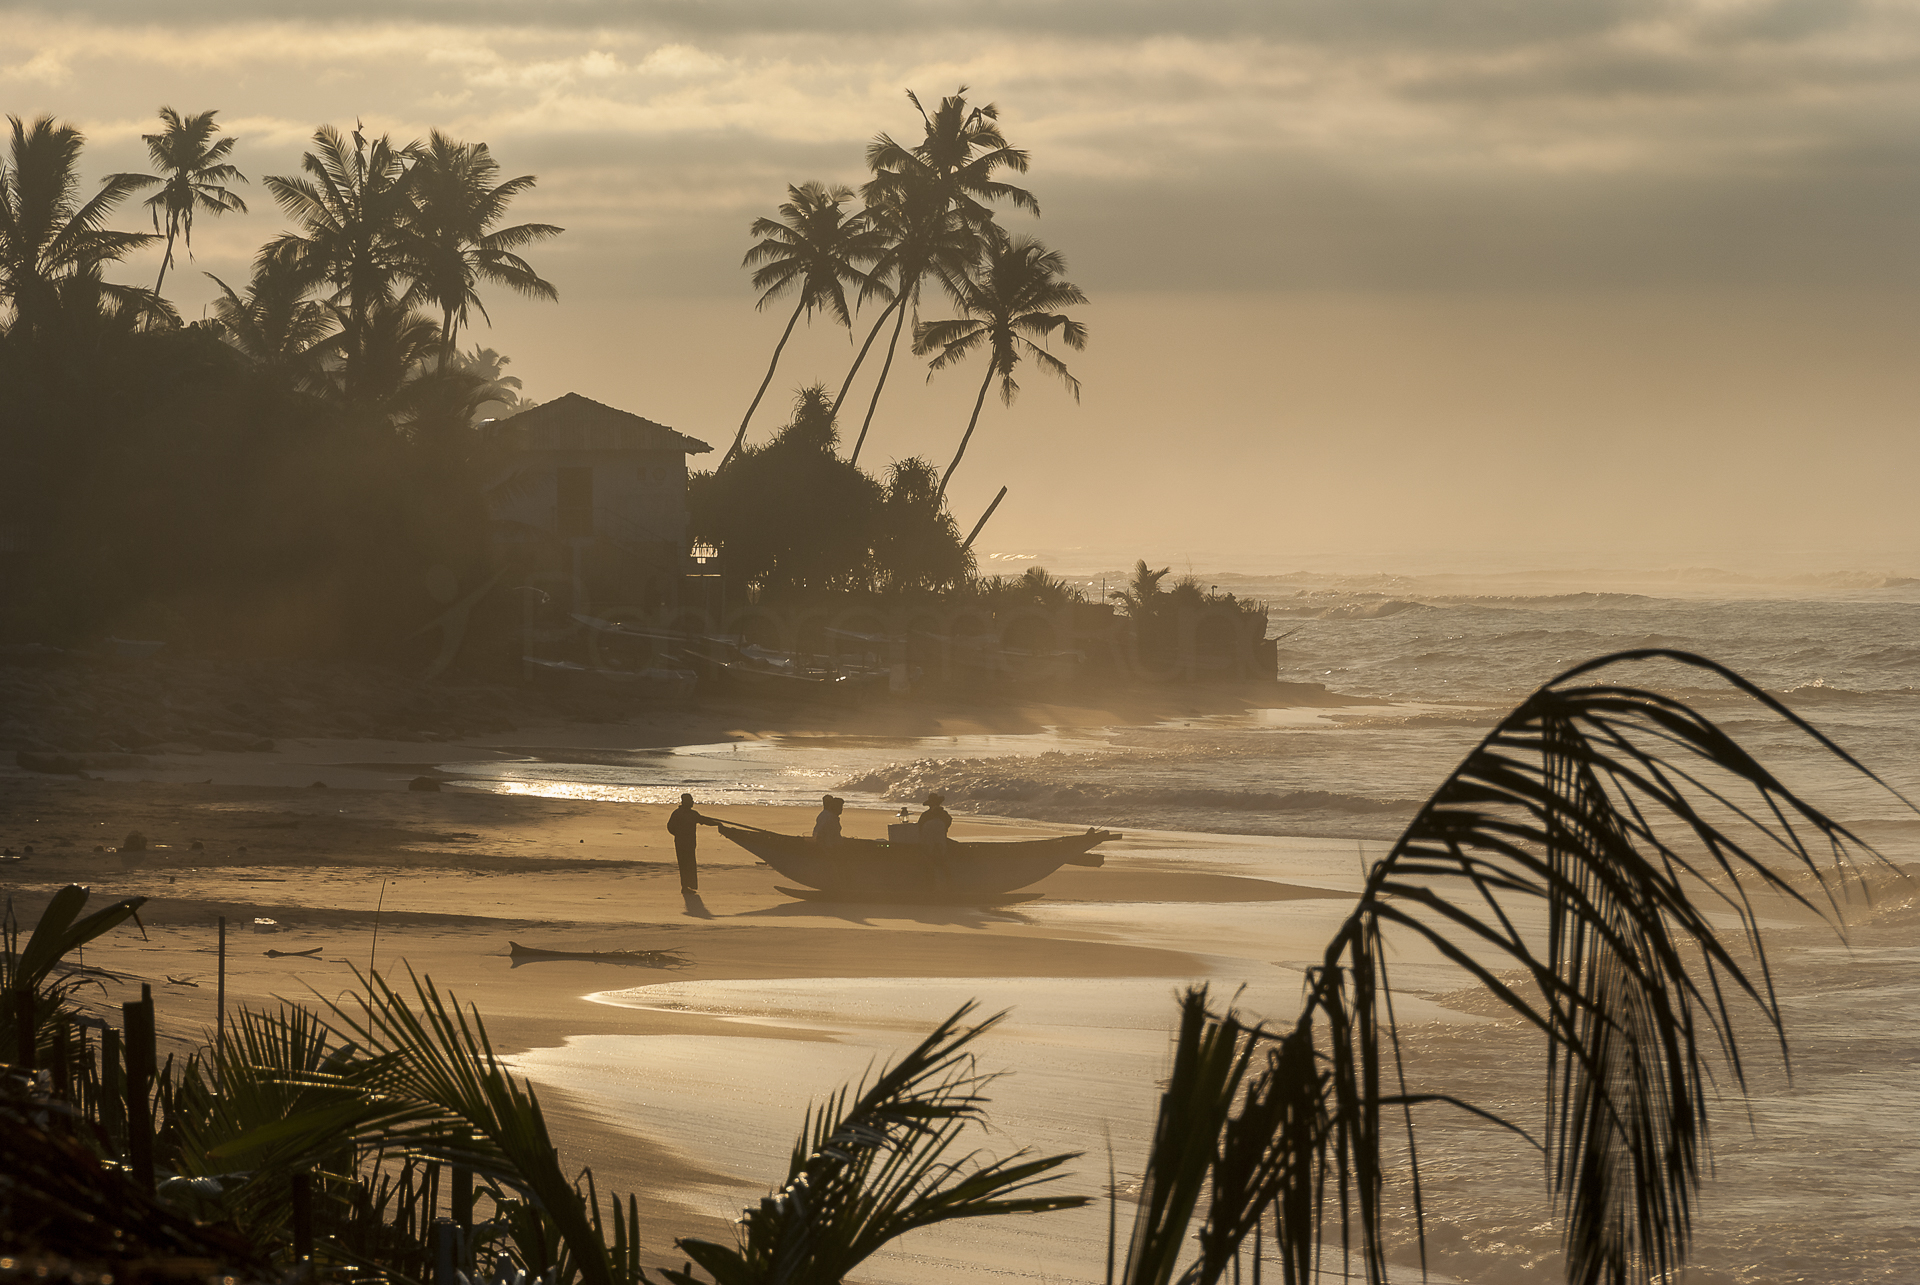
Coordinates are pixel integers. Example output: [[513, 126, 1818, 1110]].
[[123, 830, 147, 852], [408, 776, 442, 791], [308, 780, 329, 789]]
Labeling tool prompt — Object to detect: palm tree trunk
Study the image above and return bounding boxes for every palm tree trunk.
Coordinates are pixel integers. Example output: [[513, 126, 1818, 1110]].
[[831, 294, 902, 422], [439, 308, 456, 373], [153, 226, 177, 296], [937, 365, 996, 501], [721, 296, 807, 470], [848, 302, 910, 466]]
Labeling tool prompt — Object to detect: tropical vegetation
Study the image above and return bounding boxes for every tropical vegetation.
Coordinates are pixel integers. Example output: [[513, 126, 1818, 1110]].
[[1, 650, 1897, 1285], [0, 107, 559, 653]]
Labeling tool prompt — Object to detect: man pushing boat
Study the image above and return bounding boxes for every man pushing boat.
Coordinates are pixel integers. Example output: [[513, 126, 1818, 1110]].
[[667, 793, 720, 893]]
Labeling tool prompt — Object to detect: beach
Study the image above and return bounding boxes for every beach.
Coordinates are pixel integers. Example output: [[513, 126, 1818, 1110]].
[[0, 734, 1383, 1278]]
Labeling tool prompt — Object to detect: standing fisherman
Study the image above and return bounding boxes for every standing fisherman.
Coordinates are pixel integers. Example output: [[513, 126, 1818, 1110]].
[[667, 793, 719, 893]]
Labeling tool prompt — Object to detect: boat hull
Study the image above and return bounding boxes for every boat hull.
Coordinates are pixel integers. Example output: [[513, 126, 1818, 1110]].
[[716, 826, 1115, 899]]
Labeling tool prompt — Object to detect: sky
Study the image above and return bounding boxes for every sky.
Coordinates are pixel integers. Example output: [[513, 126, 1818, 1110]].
[[4, 0, 1917, 575]]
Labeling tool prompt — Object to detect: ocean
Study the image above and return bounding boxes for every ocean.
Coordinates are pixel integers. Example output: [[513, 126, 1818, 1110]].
[[469, 565, 1920, 1283]]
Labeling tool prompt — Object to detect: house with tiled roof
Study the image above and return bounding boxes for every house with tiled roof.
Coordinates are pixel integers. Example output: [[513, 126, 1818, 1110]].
[[481, 393, 713, 615]]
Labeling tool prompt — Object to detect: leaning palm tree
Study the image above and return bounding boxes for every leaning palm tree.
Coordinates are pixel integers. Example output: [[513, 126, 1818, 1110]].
[[262, 124, 423, 404], [0, 115, 158, 341], [837, 87, 1037, 464], [913, 233, 1087, 499], [405, 130, 561, 371], [1114, 648, 1906, 1285], [723, 180, 884, 469], [110, 106, 248, 297]]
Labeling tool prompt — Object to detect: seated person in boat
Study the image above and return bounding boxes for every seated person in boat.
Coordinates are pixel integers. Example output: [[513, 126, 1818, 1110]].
[[813, 794, 844, 842], [918, 792, 953, 847]]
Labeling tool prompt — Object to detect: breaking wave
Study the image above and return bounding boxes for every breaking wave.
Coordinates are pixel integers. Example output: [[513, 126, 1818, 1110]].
[[837, 753, 1418, 836]]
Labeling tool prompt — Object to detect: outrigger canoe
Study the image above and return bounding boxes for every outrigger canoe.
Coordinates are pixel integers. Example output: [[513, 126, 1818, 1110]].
[[715, 824, 1119, 901]]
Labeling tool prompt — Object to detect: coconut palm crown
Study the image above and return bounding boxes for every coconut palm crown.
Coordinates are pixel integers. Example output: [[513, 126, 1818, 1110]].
[[261, 125, 425, 403], [913, 232, 1087, 498], [110, 106, 248, 296], [405, 130, 561, 370], [835, 87, 1038, 462], [722, 181, 886, 469], [0, 115, 159, 341]]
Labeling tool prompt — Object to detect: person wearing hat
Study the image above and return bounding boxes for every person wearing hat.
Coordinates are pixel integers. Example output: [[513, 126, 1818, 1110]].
[[666, 793, 720, 893], [813, 794, 845, 842], [917, 792, 952, 845]]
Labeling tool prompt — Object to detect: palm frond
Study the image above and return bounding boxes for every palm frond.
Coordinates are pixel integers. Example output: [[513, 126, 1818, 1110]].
[[665, 1002, 1086, 1284], [318, 966, 618, 1285], [1120, 648, 1900, 1285]]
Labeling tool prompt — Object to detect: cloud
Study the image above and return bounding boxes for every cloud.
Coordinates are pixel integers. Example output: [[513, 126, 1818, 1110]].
[[3, 0, 1914, 302]]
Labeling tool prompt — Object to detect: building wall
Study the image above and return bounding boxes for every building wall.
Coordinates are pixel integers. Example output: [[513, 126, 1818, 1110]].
[[486, 447, 692, 614]]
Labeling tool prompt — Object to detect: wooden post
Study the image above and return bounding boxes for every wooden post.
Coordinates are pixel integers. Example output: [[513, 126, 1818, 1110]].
[[50, 1017, 69, 1099], [14, 988, 34, 1072], [292, 1172, 314, 1265], [455, 1167, 474, 1267], [102, 1026, 126, 1151], [124, 984, 156, 1191], [434, 1218, 459, 1285], [216, 915, 227, 1094]]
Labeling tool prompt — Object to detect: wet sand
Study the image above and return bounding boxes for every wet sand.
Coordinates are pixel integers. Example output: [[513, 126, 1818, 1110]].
[[0, 737, 1373, 1275]]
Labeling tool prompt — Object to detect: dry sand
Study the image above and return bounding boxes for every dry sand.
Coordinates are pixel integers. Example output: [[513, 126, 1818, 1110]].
[[0, 727, 1358, 1265]]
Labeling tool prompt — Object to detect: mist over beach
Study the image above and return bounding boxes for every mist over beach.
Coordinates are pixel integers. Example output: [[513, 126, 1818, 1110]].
[[2, 4, 1918, 1285]]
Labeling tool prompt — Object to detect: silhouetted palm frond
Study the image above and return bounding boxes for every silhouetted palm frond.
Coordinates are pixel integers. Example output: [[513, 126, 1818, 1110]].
[[663, 1002, 1086, 1285], [320, 966, 621, 1285], [1119, 648, 1902, 1285]]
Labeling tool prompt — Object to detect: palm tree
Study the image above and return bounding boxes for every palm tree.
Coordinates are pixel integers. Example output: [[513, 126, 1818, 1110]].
[[110, 107, 248, 297], [0, 115, 158, 342], [723, 181, 884, 469], [262, 124, 423, 404], [405, 130, 560, 370], [1114, 648, 1902, 1285], [204, 256, 336, 393], [838, 87, 1038, 465], [1109, 559, 1170, 619], [913, 233, 1087, 499]]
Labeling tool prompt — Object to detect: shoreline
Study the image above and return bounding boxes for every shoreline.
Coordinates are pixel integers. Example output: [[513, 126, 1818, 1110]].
[[0, 718, 1380, 1274]]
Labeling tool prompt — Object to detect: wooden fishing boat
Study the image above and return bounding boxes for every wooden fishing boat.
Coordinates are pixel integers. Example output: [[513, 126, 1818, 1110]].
[[715, 824, 1118, 900]]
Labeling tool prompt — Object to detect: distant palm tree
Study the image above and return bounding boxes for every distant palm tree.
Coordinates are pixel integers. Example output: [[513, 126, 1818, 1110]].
[[913, 233, 1087, 499], [724, 181, 884, 469], [110, 107, 247, 297], [0, 115, 158, 341], [262, 124, 423, 404], [1109, 559, 1170, 619], [405, 131, 560, 370], [204, 256, 335, 393], [839, 87, 1038, 465]]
